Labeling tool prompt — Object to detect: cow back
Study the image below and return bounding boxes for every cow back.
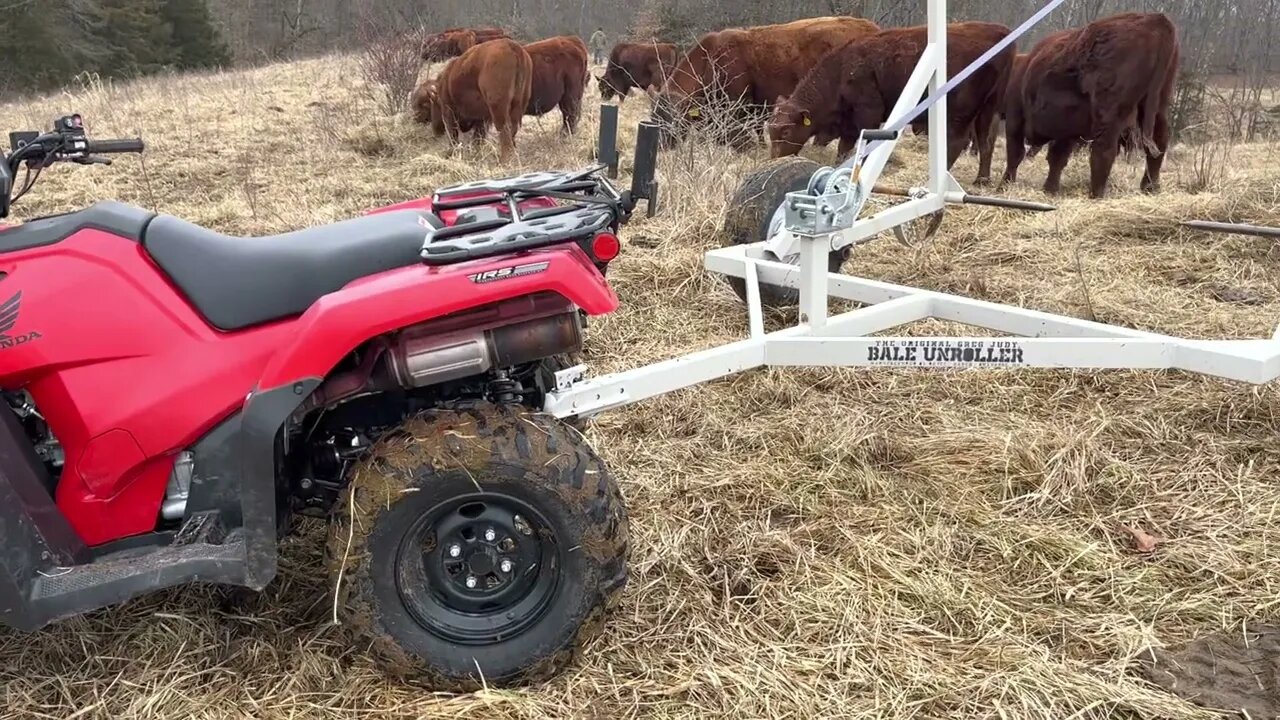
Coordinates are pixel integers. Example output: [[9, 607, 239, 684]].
[[525, 36, 589, 115], [666, 17, 879, 103]]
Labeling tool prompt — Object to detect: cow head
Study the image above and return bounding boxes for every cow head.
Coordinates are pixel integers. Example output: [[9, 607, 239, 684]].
[[647, 87, 704, 149], [767, 96, 815, 159], [596, 72, 627, 102], [409, 79, 445, 136], [421, 34, 445, 61], [409, 79, 432, 123], [421, 30, 475, 61]]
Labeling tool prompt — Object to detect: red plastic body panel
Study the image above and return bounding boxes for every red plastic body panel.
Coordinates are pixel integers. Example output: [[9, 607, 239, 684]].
[[0, 196, 618, 546]]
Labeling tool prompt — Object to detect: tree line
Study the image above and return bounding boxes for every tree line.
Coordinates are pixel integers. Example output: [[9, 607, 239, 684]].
[[202, 0, 1279, 77], [1, 0, 230, 94]]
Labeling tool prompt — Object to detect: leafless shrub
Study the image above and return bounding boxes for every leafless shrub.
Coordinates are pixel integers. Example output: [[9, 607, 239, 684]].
[[1182, 137, 1234, 193], [356, 24, 425, 116]]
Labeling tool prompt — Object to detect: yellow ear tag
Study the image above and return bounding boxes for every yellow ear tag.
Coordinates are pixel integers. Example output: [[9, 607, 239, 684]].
[[802, 116, 811, 127], [687, 108, 701, 118]]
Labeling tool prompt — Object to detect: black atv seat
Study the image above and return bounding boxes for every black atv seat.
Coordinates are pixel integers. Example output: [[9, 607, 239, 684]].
[[143, 210, 441, 331]]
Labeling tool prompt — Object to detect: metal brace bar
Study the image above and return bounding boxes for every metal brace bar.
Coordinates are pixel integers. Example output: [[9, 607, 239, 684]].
[[744, 259, 764, 339]]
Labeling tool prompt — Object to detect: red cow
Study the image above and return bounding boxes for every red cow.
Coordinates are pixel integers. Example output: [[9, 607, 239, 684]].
[[767, 22, 1014, 186], [1003, 13, 1179, 198], [433, 39, 533, 162], [524, 36, 589, 134]]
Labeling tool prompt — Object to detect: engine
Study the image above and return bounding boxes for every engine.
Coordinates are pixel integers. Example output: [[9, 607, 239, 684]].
[[5, 392, 62, 489]]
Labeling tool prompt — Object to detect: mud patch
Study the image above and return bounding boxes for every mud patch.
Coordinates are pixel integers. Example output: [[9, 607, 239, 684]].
[[1138, 624, 1280, 718]]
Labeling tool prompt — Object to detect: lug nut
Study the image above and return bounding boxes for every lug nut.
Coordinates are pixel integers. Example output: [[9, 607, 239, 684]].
[[465, 575, 478, 589], [484, 528, 497, 542], [448, 544, 461, 558], [500, 559, 514, 573]]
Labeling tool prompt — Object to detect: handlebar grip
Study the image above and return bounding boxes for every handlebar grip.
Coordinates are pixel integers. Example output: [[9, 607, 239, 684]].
[[84, 138, 145, 154], [861, 130, 900, 141]]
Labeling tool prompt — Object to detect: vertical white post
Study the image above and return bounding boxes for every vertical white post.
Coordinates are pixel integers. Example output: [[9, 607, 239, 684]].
[[797, 235, 829, 328], [927, 0, 948, 195]]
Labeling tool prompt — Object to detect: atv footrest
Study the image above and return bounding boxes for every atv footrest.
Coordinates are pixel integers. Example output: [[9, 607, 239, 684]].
[[13, 535, 246, 630]]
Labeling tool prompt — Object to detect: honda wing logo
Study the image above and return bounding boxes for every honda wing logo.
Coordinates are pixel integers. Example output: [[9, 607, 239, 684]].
[[0, 290, 41, 350]]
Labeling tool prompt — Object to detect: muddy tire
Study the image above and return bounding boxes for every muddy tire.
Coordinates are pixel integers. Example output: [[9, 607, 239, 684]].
[[722, 156, 848, 307], [327, 404, 628, 689]]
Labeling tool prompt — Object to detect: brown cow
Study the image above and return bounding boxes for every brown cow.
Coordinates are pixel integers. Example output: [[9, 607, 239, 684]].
[[1003, 13, 1179, 198], [649, 17, 880, 147], [422, 27, 510, 62], [597, 42, 679, 102], [433, 39, 533, 161], [768, 22, 1014, 186], [524, 36, 589, 134]]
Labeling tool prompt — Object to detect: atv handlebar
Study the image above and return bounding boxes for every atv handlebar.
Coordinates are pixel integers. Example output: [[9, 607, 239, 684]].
[[85, 138, 146, 155], [1, 114, 144, 218]]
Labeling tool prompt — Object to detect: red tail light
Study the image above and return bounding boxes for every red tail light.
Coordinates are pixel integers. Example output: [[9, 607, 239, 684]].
[[590, 232, 621, 263]]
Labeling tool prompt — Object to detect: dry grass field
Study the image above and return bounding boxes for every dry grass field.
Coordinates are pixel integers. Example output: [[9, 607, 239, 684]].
[[1, 54, 1279, 719]]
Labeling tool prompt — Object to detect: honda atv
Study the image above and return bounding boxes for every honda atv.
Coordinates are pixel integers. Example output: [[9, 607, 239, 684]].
[[0, 113, 654, 688]]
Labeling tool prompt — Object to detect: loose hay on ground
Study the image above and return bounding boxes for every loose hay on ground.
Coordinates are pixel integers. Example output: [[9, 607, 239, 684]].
[[1, 54, 1277, 719]]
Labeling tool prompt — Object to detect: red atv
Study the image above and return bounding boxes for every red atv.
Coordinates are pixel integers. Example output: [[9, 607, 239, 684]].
[[0, 114, 654, 688]]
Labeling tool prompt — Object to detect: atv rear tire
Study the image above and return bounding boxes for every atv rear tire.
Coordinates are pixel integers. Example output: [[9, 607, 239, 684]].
[[722, 156, 848, 307], [327, 404, 628, 689]]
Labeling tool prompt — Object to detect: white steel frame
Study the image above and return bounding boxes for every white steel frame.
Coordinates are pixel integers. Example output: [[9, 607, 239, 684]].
[[542, 0, 1280, 420]]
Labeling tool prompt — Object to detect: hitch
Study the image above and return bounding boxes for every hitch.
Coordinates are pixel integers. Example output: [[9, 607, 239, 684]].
[[595, 105, 660, 218], [597, 104, 619, 179], [627, 121, 660, 218]]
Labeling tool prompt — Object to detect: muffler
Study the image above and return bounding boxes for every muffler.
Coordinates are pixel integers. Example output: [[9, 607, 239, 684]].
[[388, 292, 582, 388]]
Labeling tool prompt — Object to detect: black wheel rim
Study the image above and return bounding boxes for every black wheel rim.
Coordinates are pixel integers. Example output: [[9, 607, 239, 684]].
[[395, 491, 562, 645]]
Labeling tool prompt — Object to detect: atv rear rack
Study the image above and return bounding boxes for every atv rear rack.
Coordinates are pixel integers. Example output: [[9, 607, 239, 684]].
[[421, 123, 661, 266], [542, 0, 1280, 420]]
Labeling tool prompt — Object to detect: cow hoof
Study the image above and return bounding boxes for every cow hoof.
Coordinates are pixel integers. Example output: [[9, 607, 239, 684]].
[[973, 176, 992, 188]]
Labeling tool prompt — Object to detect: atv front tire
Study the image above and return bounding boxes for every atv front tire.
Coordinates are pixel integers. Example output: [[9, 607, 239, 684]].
[[327, 404, 628, 689], [722, 156, 848, 307]]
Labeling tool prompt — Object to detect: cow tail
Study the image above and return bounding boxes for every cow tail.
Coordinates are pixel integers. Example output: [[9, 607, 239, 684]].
[[1139, 21, 1176, 155]]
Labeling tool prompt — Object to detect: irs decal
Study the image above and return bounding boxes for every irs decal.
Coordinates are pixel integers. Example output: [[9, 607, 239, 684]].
[[468, 261, 550, 284]]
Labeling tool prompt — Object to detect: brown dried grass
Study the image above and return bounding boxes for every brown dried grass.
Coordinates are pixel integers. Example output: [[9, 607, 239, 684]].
[[0, 55, 1277, 720]]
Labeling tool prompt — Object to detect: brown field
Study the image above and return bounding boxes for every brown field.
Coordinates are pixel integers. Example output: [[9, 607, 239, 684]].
[[1, 55, 1278, 719]]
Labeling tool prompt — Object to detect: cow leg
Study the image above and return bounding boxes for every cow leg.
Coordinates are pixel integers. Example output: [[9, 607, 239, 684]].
[[836, 135, 856, 162], [1141, 113, 1170, 193], [1043, 138, 1077, 195], [560, 93, 580, 135], [495, 97, 524, 162], [946, 124, 970, 170], [494, 118, 514, 161], [972, 106, 999, 186], [1001, 112, 1026, 188], [442, 110, 463, 155], [1088, 127, 1123, 199]]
